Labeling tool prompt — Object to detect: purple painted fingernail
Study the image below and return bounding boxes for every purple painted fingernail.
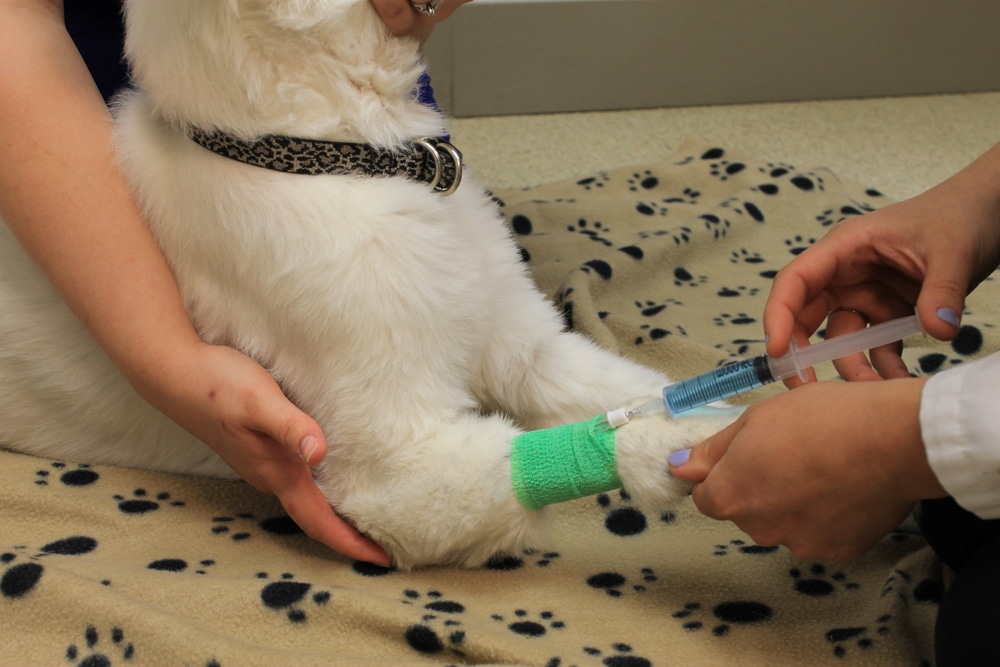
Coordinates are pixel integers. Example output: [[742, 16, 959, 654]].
[[668, 449, 691, 467], [937, 307, 960, 329]]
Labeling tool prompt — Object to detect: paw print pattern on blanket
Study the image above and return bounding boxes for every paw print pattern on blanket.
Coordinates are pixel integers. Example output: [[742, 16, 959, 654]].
[[672, 600, 774, 636], [401, 590, 467, 658], [35, 461, 99, 487], [484, 548, 561, 571], [491, 609, 566, 637], [586, 568, 658, 597], [258, 572, 332, 623], [209, 513, 303, 542], [596, 491, 647, 537], [65, 626, 134, 666], [112, 488, 184, 515], [825, 615, 893, 658], [713, 539, 780, 557], [789, 563, 860, 598], [1, 536, 97, 600]]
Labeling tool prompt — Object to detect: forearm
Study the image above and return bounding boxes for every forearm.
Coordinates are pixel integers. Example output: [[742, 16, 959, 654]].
[[0, 0, 202, 401]]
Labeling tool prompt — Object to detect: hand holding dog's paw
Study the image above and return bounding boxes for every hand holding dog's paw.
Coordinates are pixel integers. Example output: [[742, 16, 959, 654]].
[[154, 343, 391, 566], [615, 403, 743, 513]]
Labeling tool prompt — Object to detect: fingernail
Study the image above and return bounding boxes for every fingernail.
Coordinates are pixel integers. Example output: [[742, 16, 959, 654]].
[[299, 435, 319, 464], [668, 449, 691, 467], [937, 307, 960, 329]]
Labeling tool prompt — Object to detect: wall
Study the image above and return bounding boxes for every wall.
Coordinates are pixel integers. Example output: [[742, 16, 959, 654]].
[[423, 0, 1000, 117]]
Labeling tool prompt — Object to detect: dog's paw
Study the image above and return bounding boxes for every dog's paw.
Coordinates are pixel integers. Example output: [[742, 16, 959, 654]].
[[614, 404, 742, 511]]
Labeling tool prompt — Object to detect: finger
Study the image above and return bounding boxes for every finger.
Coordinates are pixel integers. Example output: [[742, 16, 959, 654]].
[[764, 243, 846, 357], [246, 384, 329, 465], [668, 418, 740, 483], [916, 255, 970, 341], [279, 480, 392, 566], [825, 307, 880, 382], [369, 0, 423, 35], [868, 342, 912, 379]]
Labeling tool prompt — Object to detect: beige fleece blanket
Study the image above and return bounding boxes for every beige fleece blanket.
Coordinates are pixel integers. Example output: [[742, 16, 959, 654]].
[[4, 138, 995, 666]]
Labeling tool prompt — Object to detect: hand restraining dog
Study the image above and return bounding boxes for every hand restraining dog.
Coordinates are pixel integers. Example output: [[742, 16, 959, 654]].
[[0, 0, 740, 568]]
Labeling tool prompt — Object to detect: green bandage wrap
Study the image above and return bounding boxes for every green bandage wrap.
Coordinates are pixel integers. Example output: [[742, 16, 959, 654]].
[[510, 416, 620, 511]]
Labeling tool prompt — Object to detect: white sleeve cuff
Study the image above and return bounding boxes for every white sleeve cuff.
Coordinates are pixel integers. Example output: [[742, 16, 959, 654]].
[[920, 352, 1000, 519]]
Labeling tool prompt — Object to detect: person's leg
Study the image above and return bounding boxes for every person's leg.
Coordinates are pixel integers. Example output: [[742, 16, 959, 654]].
[[918, 498, 1000, 666]]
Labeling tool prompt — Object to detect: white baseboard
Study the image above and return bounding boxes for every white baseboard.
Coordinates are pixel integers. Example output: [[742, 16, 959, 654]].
[[423, 0, 1000, 117]]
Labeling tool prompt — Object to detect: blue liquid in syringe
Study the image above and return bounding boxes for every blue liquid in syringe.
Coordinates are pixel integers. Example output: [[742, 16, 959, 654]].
[[664, 355, 775, 414]]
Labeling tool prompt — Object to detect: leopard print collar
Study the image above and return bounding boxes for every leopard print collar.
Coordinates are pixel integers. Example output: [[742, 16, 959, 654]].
[[187, 129, 464, 196]]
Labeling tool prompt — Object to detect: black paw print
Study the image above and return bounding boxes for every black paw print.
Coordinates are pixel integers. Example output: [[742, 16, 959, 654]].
[[586, 568, 657, 597], [567, 218, 614, 247], [757, 162, 796, 179], [35, 462, 99, 487], [66, 626, 134, 666], [789, 172, 827, 192], [484, 549, 561, 571], [633, 323, 672, 346], [596, 490, 647, 537], [713, 539, 780, 557], [635, 201, 669, 216], [492, 609, 565, 637], [113, 489, 184, 515], [699, 213, 731, 239], [634, 298, 681, 318], [826, 615, 892, 658], [713, 312, 758, 327], [716, 285, 760, 299], [147, 558, 215, 575], [582, 643, 652, 667], [707, 159, 747, 181], [401, 589, 465, 614], [627, 170, 659, 191], [882, 568, 943, 606], [790, 563, 860, 598], [672, 266, 707, 287], [673, 600, 773, 636], [1, 536, 97, 600], [639, 225, 692, 245], [258, 572, 331, 623], [725, 337, 764, 357], [576, 172, 611, 190], [210, 513, 303, 542], [784, 235, 816, 256], [753, 182, 780, 196], [351, 560, 396, 577], [729, 248, 765, 264], [402, 591, 466, 657]]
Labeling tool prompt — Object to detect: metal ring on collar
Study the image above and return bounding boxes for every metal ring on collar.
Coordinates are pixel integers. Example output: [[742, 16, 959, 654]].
[[828, 307, 871, 326], [411, 0, 443, 17], [414, 138, 463, 196], [414, 138, 443, 191], [434, 141, 463, 196]]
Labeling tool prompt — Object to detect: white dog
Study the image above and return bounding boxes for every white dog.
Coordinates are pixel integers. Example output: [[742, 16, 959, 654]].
[[0, 0, 739, 568]]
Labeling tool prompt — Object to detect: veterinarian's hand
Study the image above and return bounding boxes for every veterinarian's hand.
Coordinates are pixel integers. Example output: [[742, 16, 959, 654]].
[[668, 379, 947, 561], [156, 344, 392, 567], [764, 143, 1000, 387], [370, 0, 473, 37], [158, 345, 391, 566]]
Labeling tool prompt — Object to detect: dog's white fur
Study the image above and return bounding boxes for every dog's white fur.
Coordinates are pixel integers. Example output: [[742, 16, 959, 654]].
[[0, 0, 740, 568]]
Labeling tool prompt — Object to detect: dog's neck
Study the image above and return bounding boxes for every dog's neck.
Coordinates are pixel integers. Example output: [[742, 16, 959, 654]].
[[121, 0, 445, 148]]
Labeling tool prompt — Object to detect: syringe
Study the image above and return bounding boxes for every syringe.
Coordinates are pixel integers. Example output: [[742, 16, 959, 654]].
[[626, 314, 923, 419]]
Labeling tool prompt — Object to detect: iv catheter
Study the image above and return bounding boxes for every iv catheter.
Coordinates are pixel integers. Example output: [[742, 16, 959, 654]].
[[609, 314, 923, 424]]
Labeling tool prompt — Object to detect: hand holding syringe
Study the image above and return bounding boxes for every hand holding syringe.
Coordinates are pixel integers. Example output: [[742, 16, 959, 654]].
[[606, 314, 923, 425], [510, 313, 924, 511]]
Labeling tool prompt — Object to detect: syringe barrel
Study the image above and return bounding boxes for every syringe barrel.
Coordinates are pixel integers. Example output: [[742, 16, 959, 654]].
[[663, 355, 774, 415]]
